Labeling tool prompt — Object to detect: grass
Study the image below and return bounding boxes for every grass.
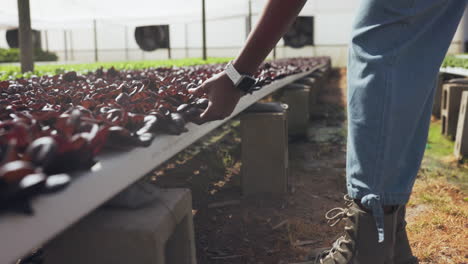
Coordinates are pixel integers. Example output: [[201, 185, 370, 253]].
[[407, 177, 468, 264], [422, 121, 468, 190], [406, 120, 468, 264], [425, 121, 456, 158], [0, 57, 233, 80]]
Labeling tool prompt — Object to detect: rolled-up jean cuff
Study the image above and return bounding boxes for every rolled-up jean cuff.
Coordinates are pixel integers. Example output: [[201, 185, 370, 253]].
[[347, 186, 411, 206]]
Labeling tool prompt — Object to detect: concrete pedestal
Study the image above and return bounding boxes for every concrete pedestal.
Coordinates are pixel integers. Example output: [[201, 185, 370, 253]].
[[241, 103, 288, 195], [318, 65, 331, 81], [309, 71, 325, 92], [295, 77, 319, 116], [455, 91, 468, 159], [441, 79, 468, 139], [282, 83, 310, 137], [432, 73, 445, 119], [44, 187, 196, 264]]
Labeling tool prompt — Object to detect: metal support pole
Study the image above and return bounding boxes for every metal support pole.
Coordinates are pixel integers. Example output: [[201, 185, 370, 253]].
[[124, 26, 129, 60], [69, 30, 74, 61], [44, 30, 49, 52], [167, 26, 172, 59], [462, 10, 468, 52], [17, 0, 34, 72], [184, 23, 189, 58], [201, 0, 207, 60], [246, 0, 252, 39], [93, 19, 99, 62], [63, 30, 68, 61], [273, 45, 277, 60]]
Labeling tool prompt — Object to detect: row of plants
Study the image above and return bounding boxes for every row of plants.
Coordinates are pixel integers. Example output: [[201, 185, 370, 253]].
[[0, 48, 58, 64], [0, 57, 233, 81], [441, 55, 468, 69], [0, 57, 329, 214]]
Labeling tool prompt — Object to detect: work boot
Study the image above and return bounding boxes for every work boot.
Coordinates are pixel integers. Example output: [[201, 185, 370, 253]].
[[307, 195, 399, 264], [393, 206, 419, 264]]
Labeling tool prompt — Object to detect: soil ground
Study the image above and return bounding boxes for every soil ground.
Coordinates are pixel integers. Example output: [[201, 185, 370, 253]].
[[152, 68, 467, 264]]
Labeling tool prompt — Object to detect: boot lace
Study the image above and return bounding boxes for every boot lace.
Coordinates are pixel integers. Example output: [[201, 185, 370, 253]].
[[314, 195, 355, 264], [314, 236, 351, 264], [343, 194, 353, 206], [325, 194, 354, 226]]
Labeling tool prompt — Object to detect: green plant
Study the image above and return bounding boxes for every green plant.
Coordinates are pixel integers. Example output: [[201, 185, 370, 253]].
[[0, 57, 233, 80], [0, 48, 20, 63], [35, 49, 58, 62], [442, 55, 468, 69], [0, 48, 58, 63]]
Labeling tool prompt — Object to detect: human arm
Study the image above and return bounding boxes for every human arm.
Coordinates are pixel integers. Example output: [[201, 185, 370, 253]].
[[189, 0, 307, 122]]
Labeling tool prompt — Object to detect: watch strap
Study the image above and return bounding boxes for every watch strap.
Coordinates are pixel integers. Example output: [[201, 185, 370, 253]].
[[225, 62, 243, 86]]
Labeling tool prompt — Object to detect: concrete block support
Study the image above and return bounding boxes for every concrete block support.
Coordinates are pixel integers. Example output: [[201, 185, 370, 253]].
[[432, 73, 445, 119], [309, 71, 325, 93], [241, 103, 288, 195], [44, 188, 196, 264], [318, 65, 331, 81], [295, 77, 319, 116], [441, 79, 468, 139], [282, 83, 310, 137], [455, 91, 468, 159]]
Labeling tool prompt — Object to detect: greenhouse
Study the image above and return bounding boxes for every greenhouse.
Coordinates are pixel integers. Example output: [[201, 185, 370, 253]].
[[0, 1, 467, 264]]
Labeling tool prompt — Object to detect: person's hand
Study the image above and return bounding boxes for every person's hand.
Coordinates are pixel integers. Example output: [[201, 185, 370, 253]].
[[188, 72, 242, 123]]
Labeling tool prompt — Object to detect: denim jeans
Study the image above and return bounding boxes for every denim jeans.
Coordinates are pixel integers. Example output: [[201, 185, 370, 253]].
[[346, 0, 467, 242]]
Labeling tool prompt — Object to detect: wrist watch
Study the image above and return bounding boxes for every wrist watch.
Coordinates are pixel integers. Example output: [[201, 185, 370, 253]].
[[224, 62, 257, 94]]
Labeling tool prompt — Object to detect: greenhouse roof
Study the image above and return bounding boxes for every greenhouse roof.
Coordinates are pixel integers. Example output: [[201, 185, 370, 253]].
[[0, 0, 264, 29], [0, 0, 334, 29]]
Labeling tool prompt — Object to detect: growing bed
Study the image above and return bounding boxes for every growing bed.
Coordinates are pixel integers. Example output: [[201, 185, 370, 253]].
[[440, 55, 468, 77], [0, 57, 329, 263]]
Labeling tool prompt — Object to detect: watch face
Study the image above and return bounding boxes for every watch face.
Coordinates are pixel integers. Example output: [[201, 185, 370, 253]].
[[238, 77, 257, 92]]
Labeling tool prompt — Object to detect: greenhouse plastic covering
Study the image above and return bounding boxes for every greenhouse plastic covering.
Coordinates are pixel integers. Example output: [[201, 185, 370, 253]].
[[0, 0, 333, 29], [0, 0, 257, 29]]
